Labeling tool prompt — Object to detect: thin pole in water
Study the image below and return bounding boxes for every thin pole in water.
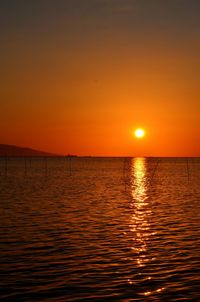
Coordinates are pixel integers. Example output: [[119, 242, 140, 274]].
[[123, 157, 130, 193], [123, 158, 126, 191], [45, 157, 48, 177], [5, 155, 8, 176], [24, 157, 27, 176], [29, 157, 32, 176], [186, 158, 190, 181], [123, 157, 126, 178], [149, 159, 159, 186], [69, 157, 72, 176]]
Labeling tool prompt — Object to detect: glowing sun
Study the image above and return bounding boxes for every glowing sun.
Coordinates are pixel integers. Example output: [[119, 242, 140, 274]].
[[134, 128, 145, 138]]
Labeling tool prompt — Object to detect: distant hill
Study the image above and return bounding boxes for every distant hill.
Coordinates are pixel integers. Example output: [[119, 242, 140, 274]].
[[0, 144, 60, 157]]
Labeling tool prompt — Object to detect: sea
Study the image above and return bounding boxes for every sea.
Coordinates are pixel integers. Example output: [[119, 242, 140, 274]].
[[0, 157, 200, 301]]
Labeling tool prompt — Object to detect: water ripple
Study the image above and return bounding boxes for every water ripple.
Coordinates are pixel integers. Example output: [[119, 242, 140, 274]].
[[0, 157, 200, 301]]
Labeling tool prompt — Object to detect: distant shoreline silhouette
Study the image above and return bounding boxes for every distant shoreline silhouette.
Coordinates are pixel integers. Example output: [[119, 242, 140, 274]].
[[0, 144, 60, 157]]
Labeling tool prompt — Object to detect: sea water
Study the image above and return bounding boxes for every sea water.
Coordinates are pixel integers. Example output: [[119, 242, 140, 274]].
[[0, 157, 200, 301]]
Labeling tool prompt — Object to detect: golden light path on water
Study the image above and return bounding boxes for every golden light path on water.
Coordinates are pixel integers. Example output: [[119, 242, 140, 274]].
[[129, 158, 165, 296]]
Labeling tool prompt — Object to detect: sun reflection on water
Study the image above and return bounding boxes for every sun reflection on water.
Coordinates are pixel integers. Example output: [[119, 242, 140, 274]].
[[129, 158, 165, 296], [130, 157, 151, 267], [131, 157, 148, 206]]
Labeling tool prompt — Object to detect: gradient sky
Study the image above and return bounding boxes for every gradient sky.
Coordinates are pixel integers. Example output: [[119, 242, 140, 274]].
[[0, 0, 200, 156]]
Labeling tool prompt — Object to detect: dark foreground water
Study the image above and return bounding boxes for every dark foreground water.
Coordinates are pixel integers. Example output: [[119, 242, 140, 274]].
[[0, 157, 200, 301]]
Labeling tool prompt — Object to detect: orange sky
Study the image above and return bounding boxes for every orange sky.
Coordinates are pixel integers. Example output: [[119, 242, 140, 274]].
[[0, 1, 200, 156]]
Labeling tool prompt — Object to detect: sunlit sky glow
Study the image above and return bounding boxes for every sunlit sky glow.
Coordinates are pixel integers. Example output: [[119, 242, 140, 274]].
[[0, 0, 200, 156]]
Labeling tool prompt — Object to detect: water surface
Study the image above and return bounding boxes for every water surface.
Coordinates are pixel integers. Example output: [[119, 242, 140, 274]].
[[0, 157, 200, 301]]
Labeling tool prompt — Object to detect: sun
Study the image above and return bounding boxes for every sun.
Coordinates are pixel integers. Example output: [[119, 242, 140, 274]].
[[134, 128, 145, 138]]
